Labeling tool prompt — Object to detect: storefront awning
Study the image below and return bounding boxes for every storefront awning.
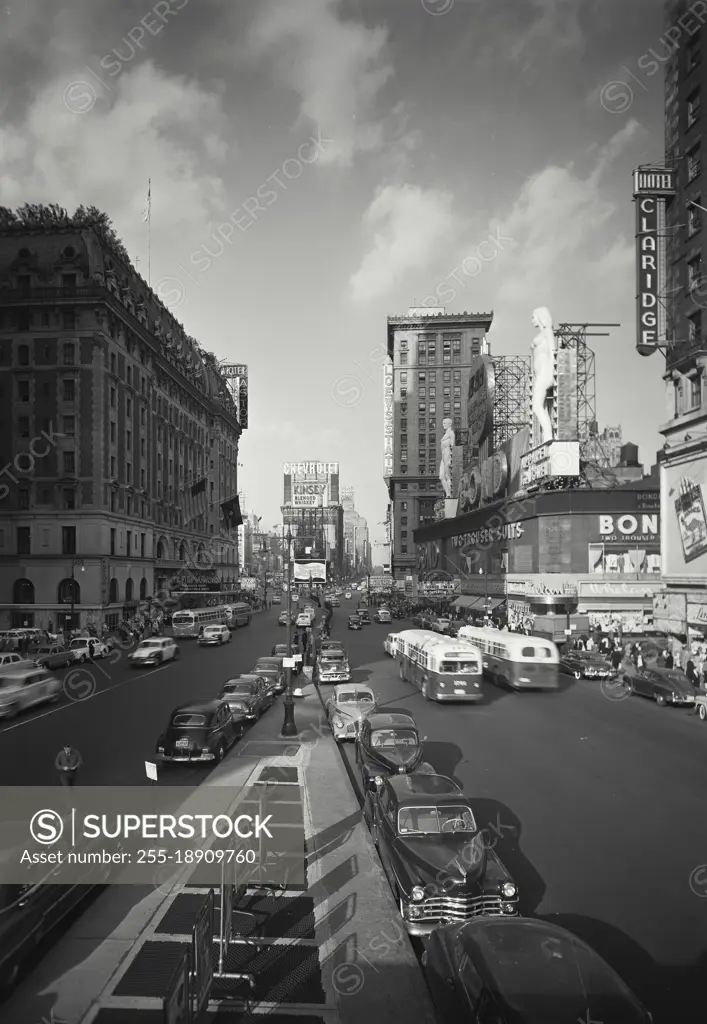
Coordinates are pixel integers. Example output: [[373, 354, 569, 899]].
[[452, 596, 482, 609], [486, 597, 506, 610]]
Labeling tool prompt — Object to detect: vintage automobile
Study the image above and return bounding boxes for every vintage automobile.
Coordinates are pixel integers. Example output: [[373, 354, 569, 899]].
[[252, 658, 286, 694], [383, 633, 400, 657], [0, 666, 62, 719], [219, 675, 274, 719], [30, 644, 75, 670], [271, 643, 302, 675], [325, 684, 376, 742], [432, 618, 452, 634], [356, 712, 433, 790], [412, 613, 433, 628], [68, 636, 111, 661], [314, 650, 351, 685], [374, 608, 392, 624], [560, 649, 616, 680], [156, 699, 245, 763], [348, 614, 362, 631], [422, 916, 652, 1022], [198, 624, 231, 646], [345, 591, 352, 600], [271, 594, 282, 604], [365, 773, 518, 936], [358, 609, 372, 625], [129, 637, 180, 667], [623, 664, 698, 706], [278, 611, 293, 626], [318, 639, 345, 655], [694, 693, 707, 721]]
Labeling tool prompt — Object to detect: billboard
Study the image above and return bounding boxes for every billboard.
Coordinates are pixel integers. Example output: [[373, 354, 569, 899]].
[[520, 441, 580, 488], [661, 455, 707, 581], [468, 356, 494, 447], [283, 463, 340, 507], [384, 358, 394, 477], [293, 561, 327, 582], [635, 195, 660, 356]]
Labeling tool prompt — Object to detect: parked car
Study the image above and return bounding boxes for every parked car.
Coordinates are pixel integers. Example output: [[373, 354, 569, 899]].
[[412, 614, 433, 628], [356, 712, 433, 791], [422, 916, 652, 1021], [623, 664, 698, 706], [271, 643, 301, 675], [348, 615, 362, 631], [198, 624, 231, 646], [325, 684, 376, 742], [374, 608, 392, 624], [156, 699, 245, 763], [68, 637, 111, 661], [0, 652, 36, 670], [0, 666, 62, 719], [252, 658, 286, 694], [219, 675, 274, 719], [271, 595, 282, 604], [560, 649, 616, 680], [383, 633, 400, 657], [31, 644, 75, 670], [129, 637, 180, 668], [366, 773, 518, 935], [314, 650, 351, 685]]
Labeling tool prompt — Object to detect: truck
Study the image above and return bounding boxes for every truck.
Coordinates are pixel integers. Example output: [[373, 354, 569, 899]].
[[530, 612, 591, 649]]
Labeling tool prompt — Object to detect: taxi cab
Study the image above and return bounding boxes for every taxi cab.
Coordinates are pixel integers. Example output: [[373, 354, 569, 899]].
[[0, 666, 62, 719]]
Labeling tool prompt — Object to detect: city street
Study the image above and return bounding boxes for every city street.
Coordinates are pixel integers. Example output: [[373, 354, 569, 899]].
[[328, 616, 706, 1023]]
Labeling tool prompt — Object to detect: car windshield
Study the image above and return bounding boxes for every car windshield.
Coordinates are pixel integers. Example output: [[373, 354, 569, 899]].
[[338, 691, 374, 703], [203, 627, 220, 634], [371, 728, 417, 748], [139, 641, 161, 648], [256, 660, 278, 668], [398, 805, 476, 834], [322, 654, 345, 662], [172, 714, 206, 727], [228, 702, 248, 713], [224, 682, 254, 694], [439, 660, 478, 673]]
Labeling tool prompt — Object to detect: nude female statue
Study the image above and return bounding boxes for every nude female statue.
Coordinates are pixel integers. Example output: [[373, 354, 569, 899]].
[[439, 417, 455, 498], [531, 306, 556, 445]]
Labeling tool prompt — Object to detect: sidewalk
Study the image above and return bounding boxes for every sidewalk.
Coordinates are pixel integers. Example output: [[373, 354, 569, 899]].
[[3, 680, 436, 1024]]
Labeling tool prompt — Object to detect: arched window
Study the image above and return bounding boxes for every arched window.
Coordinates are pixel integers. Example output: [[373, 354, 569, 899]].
[[58, 578, 80, 605], [125, 578, 134, 601], [179, 541, 187, 562], [156, 539, 165, 560], [140, 577, 148, 600], [109, 578, 119, 603], [13, 578, 34, 604]]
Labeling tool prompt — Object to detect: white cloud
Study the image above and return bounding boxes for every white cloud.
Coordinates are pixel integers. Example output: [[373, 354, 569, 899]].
[[350, 185, 457, 302], [247, 0, 395, 168]]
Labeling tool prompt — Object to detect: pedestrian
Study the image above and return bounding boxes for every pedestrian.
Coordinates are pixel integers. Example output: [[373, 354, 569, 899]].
[[611, 644, 623, 673], [55, 745, 82, 786], [686, 657, 698, 686], [665, 649, 674, 670]]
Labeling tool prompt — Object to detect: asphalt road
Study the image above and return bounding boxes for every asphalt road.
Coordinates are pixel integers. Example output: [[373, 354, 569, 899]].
[[1, 609, 292, 787], [326, 616, 707, 1024]]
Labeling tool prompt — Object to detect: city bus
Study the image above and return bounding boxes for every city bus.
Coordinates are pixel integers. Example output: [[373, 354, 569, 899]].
[[396, 629, 483, 703], [457, 626, 560, 690], [171, 603, 251, 638]]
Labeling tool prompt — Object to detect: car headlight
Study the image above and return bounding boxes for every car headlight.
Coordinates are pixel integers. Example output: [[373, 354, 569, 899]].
[[334, 717, 344, 728], [502, 882, 517, 898], [411, 886, 425, 901], [374, 775, 384, 787]]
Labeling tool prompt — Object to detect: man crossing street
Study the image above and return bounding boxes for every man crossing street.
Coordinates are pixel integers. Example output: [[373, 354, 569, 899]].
[[55, 745, 82, 786]]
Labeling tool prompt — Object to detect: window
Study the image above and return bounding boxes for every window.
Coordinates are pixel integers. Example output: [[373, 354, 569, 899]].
[[63, 450, 75, 474], [63, 488, 75, 509], [400, 388, 407, 398], [400, 340, 408, 350], [126, 532, 132, 557], [18, 489, 29, 509], [126, 367, 131, 386], [399, 353, 408, 365], [400, 450, 408, 461], [110, 528, 116, 556], [429, 403, 436, 414], [688, 88, 701, 128], [140, 407, 146, 426], [18, 379, 30, 402], [63, 344, 75, 365], [401, 517, 408, 525], [141, 468, 146, 487], [17, 527, 30, 555], [419, 433, 426, 445], [691, 374, 702, 409], [110, 353, 116, 374], [689, 311, 701, 341], [18, 416, 30, 438], [453, 339, 461, 353], [419, 403, 426, 416], [110, 421, 116, 443], [429, 449, 436, 462], [110, 456, 116, 477], [429, 433, 437, 444], [689, 199, 702, 237], [62, 526, 76, 554], [419, 387, 426, 398], [127, 463, 132, 483], [62, 310, 76, 330], [453, 402, 461, 413], [18, 308, 30, 331], [126, 397, 132, 418], [63, 415, 75, 436], [110, 386, 116, 408], [400, 418, 407, 430], [401, 545, 408, 553], [401, 403, 407, 415], [18, 344, 29, 366], [444, 402, 451, 414], [400, 372, 408, 383], [689, 254, 703, 291], [454, 370, 461, 382], [443, 387, 451, 398], [401, 502, 408, 511], [688, 145, 702, 183], [429, 387, 436, 398], [400, 433, 408, 444], [401, 483, 408, 490], [428, 346, 436, 361], [63, 379, 75, 402]]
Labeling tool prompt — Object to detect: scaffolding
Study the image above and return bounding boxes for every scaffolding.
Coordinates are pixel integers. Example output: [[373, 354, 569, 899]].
[[554, 322, 618, 465], [491, 355, 531, 450]]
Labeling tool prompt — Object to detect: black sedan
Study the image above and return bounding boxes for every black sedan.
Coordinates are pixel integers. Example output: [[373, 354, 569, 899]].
[[252, 658, 286, 694], [219, 675, 274, 719], [423, 916, 651, 1022], [348, 615, 362, 630], [623, 664, 698, 706], [156, 699, 245, 763], [560, 650, 616, 680], [271, 644, 301, 675], [365, 773, 518, 935], [356, 712, 433, 791]]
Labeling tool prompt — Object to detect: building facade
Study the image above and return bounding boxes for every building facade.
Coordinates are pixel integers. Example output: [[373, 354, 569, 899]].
[[653, 1, 707, 635], [341, 486, 371, 575], [582, 423, 623, 468], [384, 307, 493, 580], [0, 209, 243, 631]]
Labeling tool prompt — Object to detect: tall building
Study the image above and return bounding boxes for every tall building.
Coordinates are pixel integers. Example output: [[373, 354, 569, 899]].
[[653, 2, 707, 634], [281, 461, 344, 577], [341, 487, 370, 575], [384, 307, 493, 580], [0, 207, 244, 630], [582, 423, 623, 468]]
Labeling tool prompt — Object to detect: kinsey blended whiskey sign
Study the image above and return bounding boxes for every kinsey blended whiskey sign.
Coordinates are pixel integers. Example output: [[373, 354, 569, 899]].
[[633, 165, 675, 357]]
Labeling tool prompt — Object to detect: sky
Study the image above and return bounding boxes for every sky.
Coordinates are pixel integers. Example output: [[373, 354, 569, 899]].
[[0, 0, 673, 553]]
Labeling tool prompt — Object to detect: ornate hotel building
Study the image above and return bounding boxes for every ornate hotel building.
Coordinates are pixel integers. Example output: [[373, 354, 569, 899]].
[[0, 208, 244, 631]]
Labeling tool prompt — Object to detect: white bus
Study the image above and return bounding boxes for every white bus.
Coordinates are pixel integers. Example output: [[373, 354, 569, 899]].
[[396, 629, 483, 703], [171, 603, 251, 638], [457, 626, 559, 690]]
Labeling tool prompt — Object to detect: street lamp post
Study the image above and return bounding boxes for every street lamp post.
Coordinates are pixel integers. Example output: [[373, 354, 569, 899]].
[[69, 558, 84, 631], [281, 528, 297, 737], [479, 567, 489, 623]]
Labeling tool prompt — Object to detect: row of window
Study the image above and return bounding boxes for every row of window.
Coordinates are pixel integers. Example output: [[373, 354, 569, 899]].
[[14, 377, 76, 403], [400, 370, 463, 383], [398, 352, 463, 366], [3, 309, 77, 331], [17, 526, 77, 556], [13, 342, 77, 366]]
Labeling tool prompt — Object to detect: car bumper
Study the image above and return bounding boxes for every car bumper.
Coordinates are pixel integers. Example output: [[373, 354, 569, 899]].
[[319, 675, 351, 684], [157, 751, 216, 762], [130, 658, 160, 667], [434, 692, 484, 702], [401, 900, 518, 936], [198, 639, 222, 645], [673, 695, 696, 704]]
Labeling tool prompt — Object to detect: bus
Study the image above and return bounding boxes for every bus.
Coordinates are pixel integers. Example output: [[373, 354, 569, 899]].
[[171, 604, 251, 638], [457, 626, 559, 690], [396, 629, 483, 703]]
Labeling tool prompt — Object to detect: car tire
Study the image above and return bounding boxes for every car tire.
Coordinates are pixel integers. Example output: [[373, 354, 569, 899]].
[[656, 694, 666, 706], [214, 741, 226, 763], [699, 704, 707, 721]]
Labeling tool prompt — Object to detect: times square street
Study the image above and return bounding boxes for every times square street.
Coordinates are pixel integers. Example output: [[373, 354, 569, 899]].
[[2, 607, 705, 1021]]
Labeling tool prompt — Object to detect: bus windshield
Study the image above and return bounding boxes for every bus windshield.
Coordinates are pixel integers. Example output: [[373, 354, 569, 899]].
[[172, 613, 193, 624], [439, 660, 479, 673]]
